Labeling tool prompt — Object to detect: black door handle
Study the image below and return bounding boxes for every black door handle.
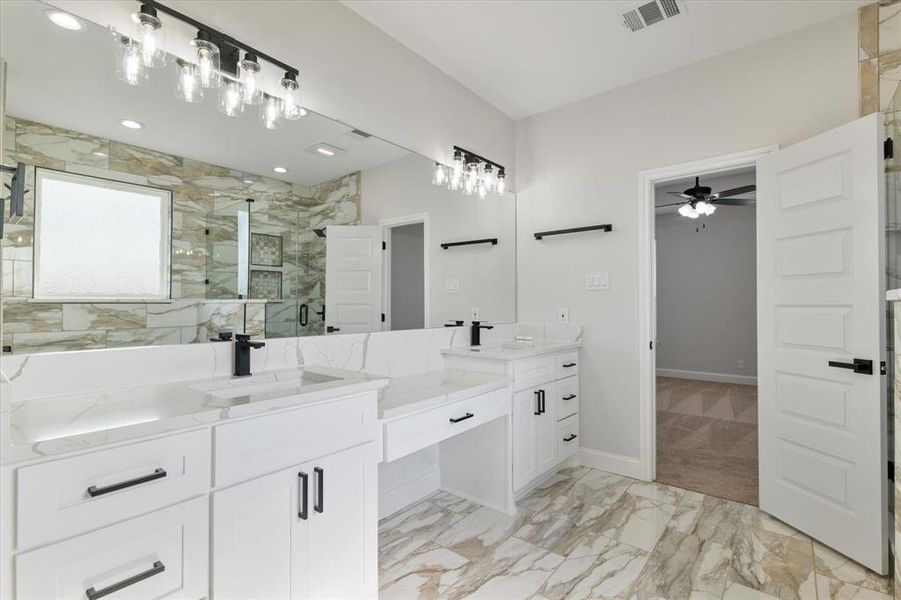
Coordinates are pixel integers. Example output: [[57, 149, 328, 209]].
[[326, 326, 341, 333], [562, 362, 577, 368], [562, 394, 576, 401], [563, 434, 578, 442], [540, 390, 546, 414], [85, 561, 165, 599], [315, 306, 325, 321], [449, 412, 474, 423], [299, 303, 309, 326], [534, 391, 541, 415], [298, 471, 309, 520], [87, 468, 166, 497], [827, 358, 873, 375], [314, 467, 324, 514]]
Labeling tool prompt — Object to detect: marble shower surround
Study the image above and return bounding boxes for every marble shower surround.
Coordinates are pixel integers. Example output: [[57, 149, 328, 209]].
[[0, 116, 360, 353], [859, 0, 901, 117]]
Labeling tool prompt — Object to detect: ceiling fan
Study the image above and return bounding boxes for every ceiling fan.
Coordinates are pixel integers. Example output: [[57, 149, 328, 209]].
[[657, 176, 756, 218]]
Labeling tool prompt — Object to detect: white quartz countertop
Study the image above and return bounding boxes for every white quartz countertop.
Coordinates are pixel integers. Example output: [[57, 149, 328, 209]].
[[2, 366, 388, 464], [378, 370, 511, 420], [888, 288, 901, 301], [441, 339, 581, 361]]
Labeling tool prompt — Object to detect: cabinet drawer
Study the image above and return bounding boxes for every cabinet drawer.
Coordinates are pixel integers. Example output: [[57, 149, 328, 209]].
[[17, 429, 210, 550], [556, 351, 579, 379], [214, 391, 377, 487], [16, 496, 209, 600], [557, 414, 580, 461], [513, 356, 556, 391], [384, 386, 509, 462], [556, 376, 579, 421]]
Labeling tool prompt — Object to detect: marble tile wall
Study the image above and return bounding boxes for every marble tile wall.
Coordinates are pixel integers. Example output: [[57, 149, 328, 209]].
[[859, 1, 901, 117], [0, 117, 360, 354]]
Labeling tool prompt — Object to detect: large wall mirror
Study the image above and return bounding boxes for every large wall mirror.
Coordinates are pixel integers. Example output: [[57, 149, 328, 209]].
[[0, 0, 516, 354]]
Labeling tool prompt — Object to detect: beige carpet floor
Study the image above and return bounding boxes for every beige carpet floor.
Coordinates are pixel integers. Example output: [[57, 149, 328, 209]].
[[656, 376, 759, 506]]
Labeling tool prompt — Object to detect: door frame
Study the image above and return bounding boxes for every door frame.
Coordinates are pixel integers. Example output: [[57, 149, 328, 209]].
[[636, 145, 777, 481], [380, 213, 430, 331]]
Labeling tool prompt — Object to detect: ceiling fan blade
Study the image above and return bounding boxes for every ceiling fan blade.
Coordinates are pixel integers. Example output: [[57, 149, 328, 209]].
[[714, 198, 755, 206], [656, 201, 687, 208], [667, 192, 695, 200], [709, 184, 756, 199]]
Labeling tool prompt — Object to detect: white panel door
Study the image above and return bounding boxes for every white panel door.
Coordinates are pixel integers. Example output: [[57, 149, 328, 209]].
[[325, 225, 383, 334], [306, 443, 377, 600], [212, 466, 307, 599], [758, 112, 887, 573]]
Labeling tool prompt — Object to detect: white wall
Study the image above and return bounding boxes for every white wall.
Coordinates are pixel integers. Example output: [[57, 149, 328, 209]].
[[655, 171, 757, 380], [361, 153, 517, 326], [514, 15, 858, 465], [48, 0, 515, 179]]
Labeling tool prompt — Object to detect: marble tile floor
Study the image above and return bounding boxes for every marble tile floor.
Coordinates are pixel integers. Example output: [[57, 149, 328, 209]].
[[378, 465, 892, 600], [656, 377, 759, 506]]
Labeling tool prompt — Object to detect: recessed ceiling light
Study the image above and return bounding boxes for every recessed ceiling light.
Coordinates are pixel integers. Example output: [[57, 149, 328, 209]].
[[45, 10, 83, 31], [92, 151, 107, 157], [305, 142, 346, 158], [273, 166, 288, 174], [120, 119, 144, 130], [243, 178, 254, 185], [317, 148, 335, 157]]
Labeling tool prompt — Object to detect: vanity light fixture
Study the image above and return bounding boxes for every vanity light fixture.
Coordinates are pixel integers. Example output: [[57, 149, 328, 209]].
[[45, 10, 83, 31], [273, 166, 288, 174], [110, 0, 305, 130], [120, 119, 145, 130], [434, 146, 507, 198]]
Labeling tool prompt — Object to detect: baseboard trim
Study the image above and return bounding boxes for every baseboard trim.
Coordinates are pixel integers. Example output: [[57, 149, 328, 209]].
[[578, 447, 646, 480], [657, 368, 757, 386], [378, 469, 440, 520]]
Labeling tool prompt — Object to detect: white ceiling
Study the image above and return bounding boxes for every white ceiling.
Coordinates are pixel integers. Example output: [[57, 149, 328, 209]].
[[0, 0, 410, 186], [342, 0, 867, 119]]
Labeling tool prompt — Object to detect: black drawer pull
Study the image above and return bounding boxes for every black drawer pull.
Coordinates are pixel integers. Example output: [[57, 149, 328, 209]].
[[298, 471, 309, 520], [87, 468, 166, 497], [85, 560, 165, 599], [314, 467, 324, 514], [563, 434, 578, 442], [827, 358, 873, 375], [450, 413, 474, 424], [562, 362, 577, 368], [562, 394, 577, 401], [534, 391, 541, 415]]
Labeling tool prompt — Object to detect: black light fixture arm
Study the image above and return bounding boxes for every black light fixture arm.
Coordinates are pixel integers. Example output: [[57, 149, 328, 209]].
[[452, 145, 505, 173], [137, 0, 300, 77]]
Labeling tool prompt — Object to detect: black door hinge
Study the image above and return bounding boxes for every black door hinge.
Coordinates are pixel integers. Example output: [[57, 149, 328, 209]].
[[885, 138, 894, 160], [382, 241, 386, 250], [649, 341, 654, 350], [381, 313, 385, 323], [881, 361, 887, 375]]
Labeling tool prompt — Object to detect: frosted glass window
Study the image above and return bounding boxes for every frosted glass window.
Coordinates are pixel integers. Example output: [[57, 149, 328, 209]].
[[34, 169, 171, 300]]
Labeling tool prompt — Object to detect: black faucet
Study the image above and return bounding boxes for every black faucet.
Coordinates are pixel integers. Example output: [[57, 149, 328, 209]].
[[470, 321, 494, 346], [234, 334, 265, 377]]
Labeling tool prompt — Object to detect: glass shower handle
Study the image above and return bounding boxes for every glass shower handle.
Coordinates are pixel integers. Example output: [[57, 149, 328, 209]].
[[299, 303, 309, 326]]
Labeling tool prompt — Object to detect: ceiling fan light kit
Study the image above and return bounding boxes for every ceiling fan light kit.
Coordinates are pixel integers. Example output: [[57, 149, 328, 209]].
[[658, 176, 756, 219]]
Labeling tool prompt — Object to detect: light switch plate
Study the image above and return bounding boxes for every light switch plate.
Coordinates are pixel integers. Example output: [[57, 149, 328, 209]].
[[471, 306, 480, 319], [445, 278, 460, 293], [586, 272, 610, 290], [558, 307, 569, 324]]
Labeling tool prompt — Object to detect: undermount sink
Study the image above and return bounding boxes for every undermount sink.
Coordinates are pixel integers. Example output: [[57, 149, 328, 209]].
[[192, 371, 341, 402]]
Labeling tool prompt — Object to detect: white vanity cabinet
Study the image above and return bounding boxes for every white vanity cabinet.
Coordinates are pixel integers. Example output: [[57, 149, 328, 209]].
[[2, 387, 381, 600], [444, 346, 580, 494], [213, 441, 376, 600]]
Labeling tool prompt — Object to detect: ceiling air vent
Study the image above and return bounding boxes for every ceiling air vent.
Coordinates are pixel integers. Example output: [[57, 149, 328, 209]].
[[345, 128, 372, 142], [621, 0, 685, 33]]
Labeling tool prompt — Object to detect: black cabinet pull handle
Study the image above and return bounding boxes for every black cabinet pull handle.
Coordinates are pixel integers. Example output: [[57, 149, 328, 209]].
[[540, 390, 546, 414], [827, 358, 873, 375], [298, 471, 309, 520], [563, 434, 578, 442], [299, 303, 309, 326], [87, 468, 166, 497], [562, 362, 577, 368], [534, 391, 542, 415], [314, 467, 324, 514], [85, 561, 165, 599], [450, 413, 474, 423], [562, 394, 577, 401]]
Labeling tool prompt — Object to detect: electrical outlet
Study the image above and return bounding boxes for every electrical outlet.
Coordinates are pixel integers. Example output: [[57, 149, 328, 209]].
[[471, 307, 480, 319], [558, 307, 569, 324], [736, 359, 745, 370], [445, 278, 460, 293], [586, 272, 610, 290]]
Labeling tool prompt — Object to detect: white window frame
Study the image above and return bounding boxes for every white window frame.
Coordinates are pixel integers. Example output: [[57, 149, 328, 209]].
[[33, 167, 173, 302]]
